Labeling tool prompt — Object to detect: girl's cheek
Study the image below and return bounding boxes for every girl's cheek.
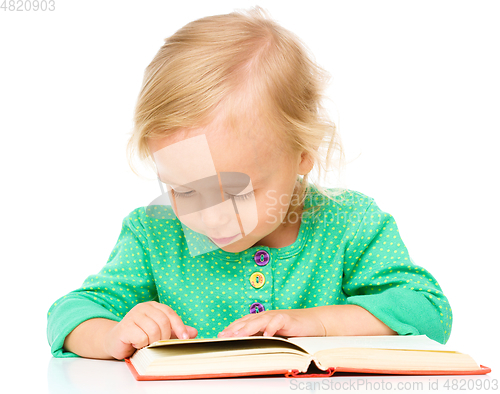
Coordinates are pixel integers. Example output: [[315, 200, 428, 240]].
[[236, 199, 260, 233]]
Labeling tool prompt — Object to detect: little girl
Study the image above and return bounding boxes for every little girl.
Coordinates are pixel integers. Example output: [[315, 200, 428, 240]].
[[47, 7, 452, 361]]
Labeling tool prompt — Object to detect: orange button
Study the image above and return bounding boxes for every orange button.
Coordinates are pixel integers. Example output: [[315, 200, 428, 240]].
[[249, 272, 265, 289]]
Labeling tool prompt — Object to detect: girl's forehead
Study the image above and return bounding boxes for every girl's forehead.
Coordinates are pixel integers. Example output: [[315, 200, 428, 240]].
[[153, 134, 216, 185], [152, 132, 270, 187]]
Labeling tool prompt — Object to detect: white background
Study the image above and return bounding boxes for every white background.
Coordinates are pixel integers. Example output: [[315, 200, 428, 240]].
[[1, 0, 499, 392]]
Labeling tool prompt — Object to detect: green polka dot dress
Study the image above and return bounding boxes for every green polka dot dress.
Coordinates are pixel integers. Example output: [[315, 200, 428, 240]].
[[47, 186, 453, 358]]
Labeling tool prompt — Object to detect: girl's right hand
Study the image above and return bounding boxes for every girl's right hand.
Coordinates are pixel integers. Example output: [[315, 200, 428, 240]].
[[103, 301, 198, 360]]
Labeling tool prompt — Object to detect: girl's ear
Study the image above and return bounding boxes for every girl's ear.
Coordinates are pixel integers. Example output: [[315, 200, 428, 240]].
[[298, 150, 315, 176]]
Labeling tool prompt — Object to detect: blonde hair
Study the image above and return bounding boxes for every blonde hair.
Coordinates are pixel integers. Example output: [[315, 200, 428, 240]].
[[126, 6, 348, 222]]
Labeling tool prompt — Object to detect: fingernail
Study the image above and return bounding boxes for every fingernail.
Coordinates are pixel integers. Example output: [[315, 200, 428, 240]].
[[263, 331, 269, 337], [182, 332, 189, 339], [219, 331, 226, 337]]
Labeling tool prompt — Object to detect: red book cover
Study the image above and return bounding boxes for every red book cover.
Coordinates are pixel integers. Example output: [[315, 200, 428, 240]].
[[124, 357, 491, 381]]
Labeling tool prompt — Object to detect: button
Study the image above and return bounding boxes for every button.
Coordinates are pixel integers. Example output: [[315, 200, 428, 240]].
[[249, 272, 266, 289], [254, 250, 270, 266], [249, 302, 265, 314]]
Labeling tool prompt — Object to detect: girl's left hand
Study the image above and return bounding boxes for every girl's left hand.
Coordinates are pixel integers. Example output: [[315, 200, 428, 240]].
[[218, 309, 326, 338]]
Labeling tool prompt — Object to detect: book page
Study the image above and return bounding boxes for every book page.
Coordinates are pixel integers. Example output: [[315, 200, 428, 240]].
[[149, 335, 290, 347], [148, 336, 310, 354], [288, 335, 455, 355], [131, 337, 313, 376]]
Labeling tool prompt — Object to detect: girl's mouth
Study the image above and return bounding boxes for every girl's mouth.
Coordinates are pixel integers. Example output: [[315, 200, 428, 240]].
[[210, 234, 240, 245]]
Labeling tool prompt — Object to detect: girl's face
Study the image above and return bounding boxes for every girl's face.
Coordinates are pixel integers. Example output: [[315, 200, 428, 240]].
[[147, 120, 312, 253]]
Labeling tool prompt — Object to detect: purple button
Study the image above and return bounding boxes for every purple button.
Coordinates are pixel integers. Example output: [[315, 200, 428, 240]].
[[254, 250, 270, 266], [249, 302, 265, 314]]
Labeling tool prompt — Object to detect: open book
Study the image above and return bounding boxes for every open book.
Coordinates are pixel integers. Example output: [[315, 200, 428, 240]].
[[124, 335, 491, 381]]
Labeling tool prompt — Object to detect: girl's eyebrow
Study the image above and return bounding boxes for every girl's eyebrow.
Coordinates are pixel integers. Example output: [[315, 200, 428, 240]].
[[161, 173, 259, 188]]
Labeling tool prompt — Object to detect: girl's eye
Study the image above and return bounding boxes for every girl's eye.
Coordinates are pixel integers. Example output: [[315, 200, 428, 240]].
[[171, 189, 195, 198], [228, 190, 254, 201], [171, 189, 254, 201]]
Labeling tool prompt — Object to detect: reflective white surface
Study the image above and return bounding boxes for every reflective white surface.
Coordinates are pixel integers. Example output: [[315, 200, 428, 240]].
[[41, 357, 497, 394]]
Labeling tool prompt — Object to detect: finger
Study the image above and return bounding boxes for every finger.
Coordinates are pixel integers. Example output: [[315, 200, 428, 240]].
[[218, 320, 249, 337], [132, 314, 163, 346], [228, 313, 254, 323], [186, 325, 198, 339], [149, 302, 189, 339], [233, 317, 272, 337], [126, 322, 152, 350], [218, 314, 255, 337], [237, 313, 289, 337], [262, 313, 288, 337], [141, 304, 172, 340], [221, 315, 272, 338]]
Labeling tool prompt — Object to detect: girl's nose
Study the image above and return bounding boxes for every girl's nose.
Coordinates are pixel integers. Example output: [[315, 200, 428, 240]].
[[200, 202, 231, 229]]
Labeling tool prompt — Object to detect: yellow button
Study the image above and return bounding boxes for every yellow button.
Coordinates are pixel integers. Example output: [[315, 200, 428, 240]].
[[249, 272, 265, 289]]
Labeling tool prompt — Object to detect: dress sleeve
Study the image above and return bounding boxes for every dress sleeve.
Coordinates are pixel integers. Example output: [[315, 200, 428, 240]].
[[47, 207, 158, 358], [341, 198, 453, 344]]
